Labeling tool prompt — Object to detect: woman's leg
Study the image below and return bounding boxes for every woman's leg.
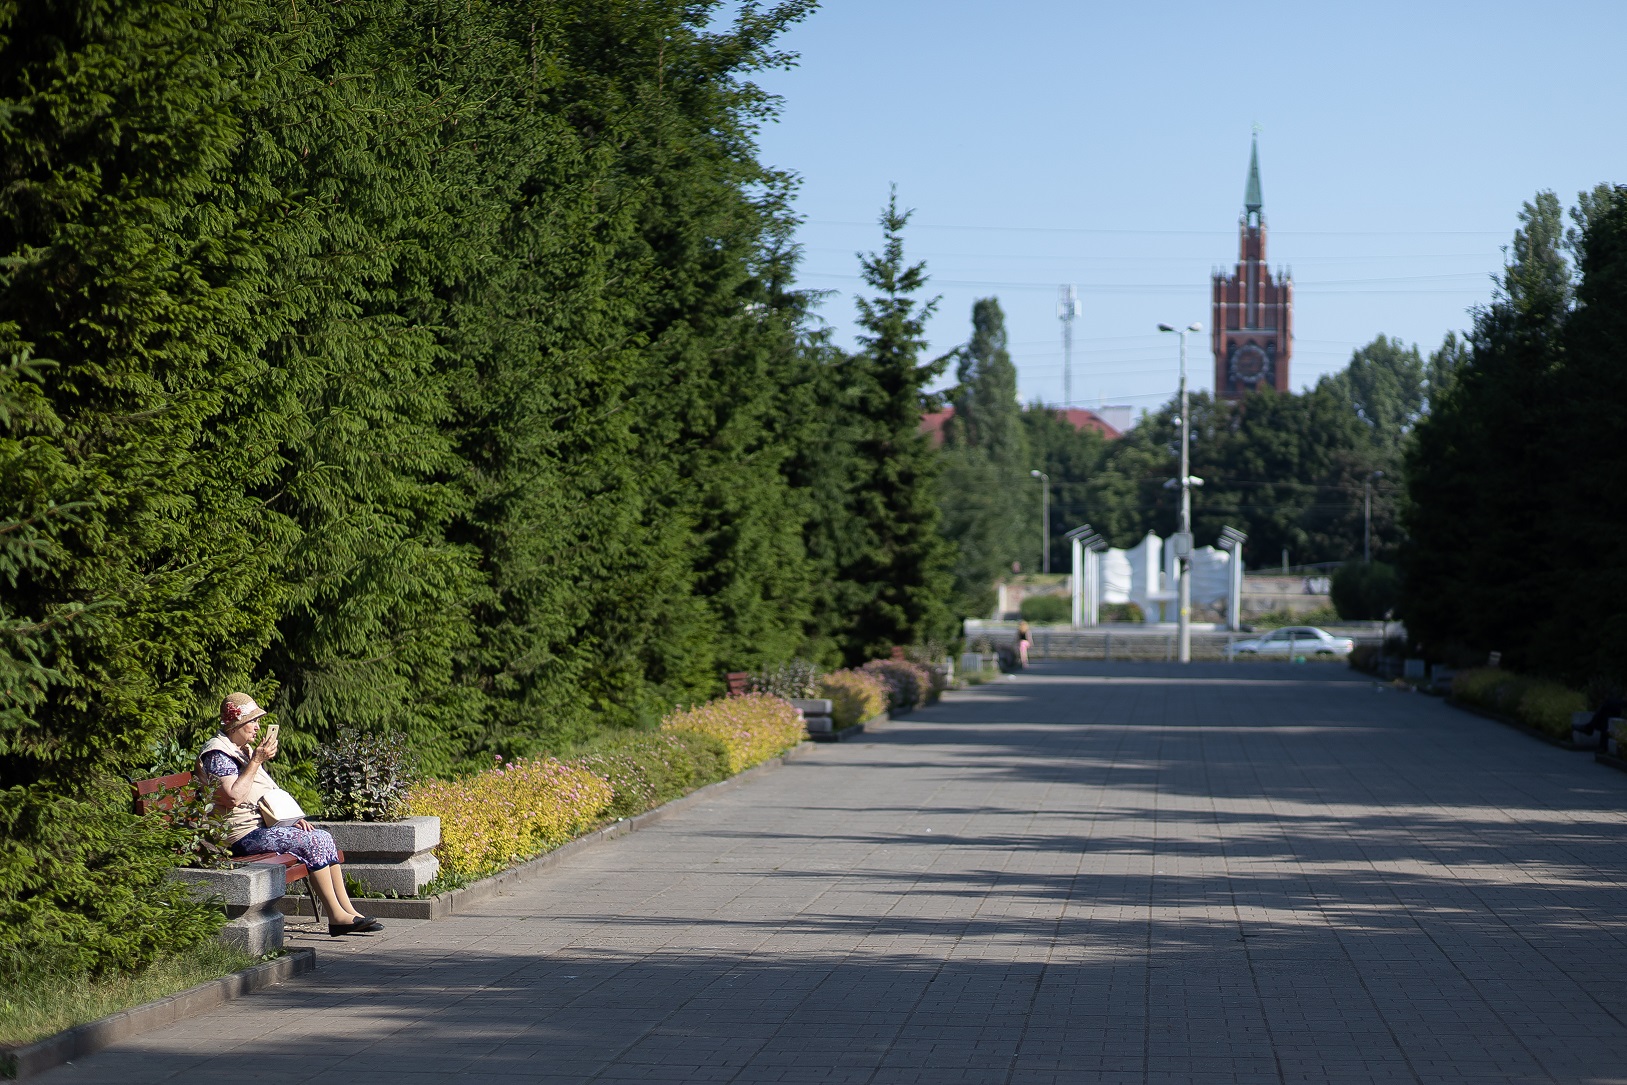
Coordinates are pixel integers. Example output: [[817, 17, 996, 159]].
[[326, 863, 362, 918], [310, 865, 361, 923]]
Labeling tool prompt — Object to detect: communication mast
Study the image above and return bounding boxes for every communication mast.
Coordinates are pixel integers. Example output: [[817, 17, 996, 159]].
[[1057, 284, 1080, 406]]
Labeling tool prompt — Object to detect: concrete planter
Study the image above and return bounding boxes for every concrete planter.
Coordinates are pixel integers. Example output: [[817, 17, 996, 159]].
[[170, 863, 286, 955], [791, 698, 833, 735], [313, 816, 440, 897]]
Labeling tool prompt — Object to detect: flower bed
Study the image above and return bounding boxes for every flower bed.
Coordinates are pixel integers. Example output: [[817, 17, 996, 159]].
[[569, 731, 732, 821], [404, 694, 806, 884], [660, 693, 805, 774], [861, 658, 936, 711], [1452, 668, 1587, 740], [818, 670, 890, 729], [406, 758, 613, 880]]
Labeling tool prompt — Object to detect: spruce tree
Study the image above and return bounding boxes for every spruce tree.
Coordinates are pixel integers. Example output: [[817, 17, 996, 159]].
[[0, 0, 277, 975], [834, 190, 955, 658]]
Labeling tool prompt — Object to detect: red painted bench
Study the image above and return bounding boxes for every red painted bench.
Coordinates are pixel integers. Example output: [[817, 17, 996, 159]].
[[133, 770, 343, 918], [725, 671, 751, 697]]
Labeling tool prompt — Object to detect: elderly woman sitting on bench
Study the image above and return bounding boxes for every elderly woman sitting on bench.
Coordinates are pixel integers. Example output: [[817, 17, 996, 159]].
[[198, 693, 383, 936]]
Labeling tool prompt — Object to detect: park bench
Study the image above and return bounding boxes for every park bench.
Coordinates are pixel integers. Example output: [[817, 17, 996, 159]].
[[133, 769, 344, 921], [725, 671, 751, 696]]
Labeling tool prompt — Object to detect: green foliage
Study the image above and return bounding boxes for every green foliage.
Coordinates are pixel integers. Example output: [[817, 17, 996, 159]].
[[1021, 406, 1111, 569], [1100, 603, 1145, 623], [1019, 595, 1071, 623], [1, 0, 956, 978], [154, 781, 234, 870], [1452, 668, 1586, 740], [1404, 185, 1627, 691], [1331, 562, 1401, 621], [1321, 336, 1425, 456], [316, 730, 420, 823], [0, 782, 224, 982], [568, 731, 731, 822], [819, 190, 956, 661], [939, 299, 1030, 616]]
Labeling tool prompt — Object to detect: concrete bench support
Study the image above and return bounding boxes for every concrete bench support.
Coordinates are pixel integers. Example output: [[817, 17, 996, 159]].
[[791, 698, 834, 735], [170, 862, 286, 955], [314, 816, 440, 897]]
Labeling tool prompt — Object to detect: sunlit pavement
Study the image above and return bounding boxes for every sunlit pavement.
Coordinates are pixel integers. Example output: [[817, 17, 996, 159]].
[[49, 662, 1627, 1084]]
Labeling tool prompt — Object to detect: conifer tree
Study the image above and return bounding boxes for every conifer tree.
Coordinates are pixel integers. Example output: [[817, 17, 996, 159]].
[[1529, 185, 1627, 683], [0, 0, 276, 975], [833, 191, 955, 658], [939, 299, 1029, 616], [1404, 192, 1572, 666]]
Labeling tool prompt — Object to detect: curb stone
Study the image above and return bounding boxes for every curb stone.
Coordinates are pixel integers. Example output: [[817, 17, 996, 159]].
[[279, 741, 822, 921], [0, 948, 316, 1081]]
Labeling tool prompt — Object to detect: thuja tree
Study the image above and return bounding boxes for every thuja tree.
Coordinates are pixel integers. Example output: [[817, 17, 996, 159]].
[[1405, 185, 1627, 682], [0, 0, 268, 976], [429, 0, 823, 750], [1403, 193, 1574, 668], [939, 299, 1031, 617]]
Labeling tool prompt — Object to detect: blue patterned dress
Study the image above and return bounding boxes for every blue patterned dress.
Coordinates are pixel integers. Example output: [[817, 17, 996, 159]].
[[199, 751, 340, 871]]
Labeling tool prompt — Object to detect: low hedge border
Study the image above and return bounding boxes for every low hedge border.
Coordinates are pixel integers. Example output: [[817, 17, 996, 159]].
[[0, 949, 316, 1082], [278, 741, 817, 921], [1445, 697, 1590, 751]]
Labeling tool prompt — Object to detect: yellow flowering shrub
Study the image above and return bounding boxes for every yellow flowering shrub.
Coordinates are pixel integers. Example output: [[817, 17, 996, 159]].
[[406, 757, 613, 879], [660, 693, 804, 774], [818, 669, 889, 729]]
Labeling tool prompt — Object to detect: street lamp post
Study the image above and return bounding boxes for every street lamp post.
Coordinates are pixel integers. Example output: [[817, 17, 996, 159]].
[[1029, 469, 1050, 573], [1158, 322, 1203, 663], [1364, 470, 1385, 563]]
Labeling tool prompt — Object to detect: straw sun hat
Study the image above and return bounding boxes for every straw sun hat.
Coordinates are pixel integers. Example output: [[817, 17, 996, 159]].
[[220, 692, 267, 730]]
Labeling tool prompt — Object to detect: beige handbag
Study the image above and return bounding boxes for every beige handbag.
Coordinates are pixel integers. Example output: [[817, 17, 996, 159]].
[[256, 788, 306, 828]]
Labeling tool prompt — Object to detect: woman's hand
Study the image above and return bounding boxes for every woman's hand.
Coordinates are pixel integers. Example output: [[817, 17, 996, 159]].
[[296, 819, 314, 832], [258, 732, 279, 762]]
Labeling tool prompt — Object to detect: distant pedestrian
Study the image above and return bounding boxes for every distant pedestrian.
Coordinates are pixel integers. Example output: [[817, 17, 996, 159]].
[[1016, 620, 1032, 667]]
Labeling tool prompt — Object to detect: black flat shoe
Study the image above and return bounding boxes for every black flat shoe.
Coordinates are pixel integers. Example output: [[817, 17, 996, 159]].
[[328, 917, 384, 936]]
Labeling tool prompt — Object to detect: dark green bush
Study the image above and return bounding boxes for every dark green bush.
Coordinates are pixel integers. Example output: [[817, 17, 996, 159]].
[[0, 783, 225, 983], [316, 730, 420, 822], [1332, 561, 1400, 620], [1100, 602, 1145, 622], [1020, 595, 1071, 623]]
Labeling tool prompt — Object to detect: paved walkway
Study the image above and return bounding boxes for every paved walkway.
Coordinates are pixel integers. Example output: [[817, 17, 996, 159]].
[[50, 663, 1627, 1084]]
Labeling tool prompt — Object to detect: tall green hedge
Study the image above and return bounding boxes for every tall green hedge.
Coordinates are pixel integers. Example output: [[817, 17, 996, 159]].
[[1404, 184, 1627, 685], [0, 0, 945, 977]]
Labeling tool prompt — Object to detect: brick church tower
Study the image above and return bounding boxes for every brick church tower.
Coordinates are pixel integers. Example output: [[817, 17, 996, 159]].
[[1211, 137, 1292, 398]]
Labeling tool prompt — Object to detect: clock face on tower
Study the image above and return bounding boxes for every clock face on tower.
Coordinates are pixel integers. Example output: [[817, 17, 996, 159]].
[[1227, 342, 1274, 388]]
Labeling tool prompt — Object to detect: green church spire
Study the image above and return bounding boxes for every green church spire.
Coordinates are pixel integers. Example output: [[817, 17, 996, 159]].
[[1244, 135, 1263, 218]]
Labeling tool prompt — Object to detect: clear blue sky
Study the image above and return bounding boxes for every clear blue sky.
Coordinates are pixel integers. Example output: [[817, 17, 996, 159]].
[[747, 0, 1627, 414]]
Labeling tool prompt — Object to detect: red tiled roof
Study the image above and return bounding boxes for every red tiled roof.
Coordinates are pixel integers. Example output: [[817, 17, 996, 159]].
[[919, 406, 1122, 446]]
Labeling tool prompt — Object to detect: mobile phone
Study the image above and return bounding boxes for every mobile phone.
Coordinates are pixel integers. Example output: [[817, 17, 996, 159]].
[[266, 723, 280, 745]]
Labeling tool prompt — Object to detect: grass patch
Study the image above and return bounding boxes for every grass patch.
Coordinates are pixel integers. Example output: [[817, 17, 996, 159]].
[[1, 940, 257, 1048]]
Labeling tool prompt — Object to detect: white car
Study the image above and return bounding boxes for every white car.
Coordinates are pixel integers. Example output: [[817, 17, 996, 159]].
[[1229, 626, 1355, 658]]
